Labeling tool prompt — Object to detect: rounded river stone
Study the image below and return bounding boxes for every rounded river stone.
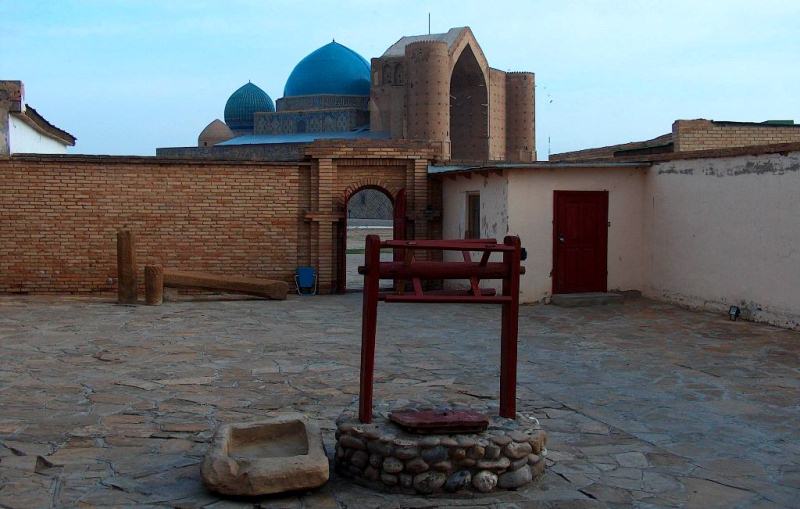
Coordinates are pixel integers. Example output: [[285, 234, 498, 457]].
[[484, 444, 502, 459], [382, 457, 403, 474], [339, 435, 366, 450], [395, 447, 419, 460], [421, 446, 448, 464], [420, 436, 440, 447], [413, 471, 447, 494], [504, 441, 532, 459], [367, 440, 393, 456], [467, 445, 485, 459], [351, 450, 368, 468], [405, 457, 429, 474], [477, 456, 510, 471], [498, 465, 532, 489], [472, 470, 498, 493], [444, 470, 472, 492], [491, 434, 512, 446]]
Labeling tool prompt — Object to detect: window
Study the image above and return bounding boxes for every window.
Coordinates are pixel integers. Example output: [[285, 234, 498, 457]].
[[466, 192, 480, 239]]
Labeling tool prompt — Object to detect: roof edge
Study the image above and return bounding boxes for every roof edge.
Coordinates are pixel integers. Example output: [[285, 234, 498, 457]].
[[613, 141, 800, 163], [13, 105, 76, 145]]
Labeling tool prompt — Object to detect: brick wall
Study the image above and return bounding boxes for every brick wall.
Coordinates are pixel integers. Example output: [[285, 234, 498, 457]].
[[673, 119, 800, 152], [0, 155, 308, 293], [1, 142, 439, 295]]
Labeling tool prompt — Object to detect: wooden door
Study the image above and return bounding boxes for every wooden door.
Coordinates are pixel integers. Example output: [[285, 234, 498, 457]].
[[553, 191, 608, 294]]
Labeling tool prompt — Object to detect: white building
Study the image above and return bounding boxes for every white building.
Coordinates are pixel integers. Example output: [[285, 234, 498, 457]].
[[1, 81, 75, 155], [434, 143, 800, 330]]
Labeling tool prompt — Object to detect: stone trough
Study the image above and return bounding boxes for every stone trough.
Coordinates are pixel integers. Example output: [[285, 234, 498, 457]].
[[201, 414, 329, 496], [335, 401, 546, 495]]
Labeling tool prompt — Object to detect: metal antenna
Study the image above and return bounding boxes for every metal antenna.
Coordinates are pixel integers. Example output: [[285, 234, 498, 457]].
[[428, 13, 431, 34]]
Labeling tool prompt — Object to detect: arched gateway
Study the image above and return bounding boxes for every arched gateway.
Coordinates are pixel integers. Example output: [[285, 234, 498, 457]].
[[303, 140, 437, 294]]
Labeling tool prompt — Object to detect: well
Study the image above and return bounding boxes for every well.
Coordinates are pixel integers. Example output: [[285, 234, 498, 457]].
[[335, 401, 547, 494]]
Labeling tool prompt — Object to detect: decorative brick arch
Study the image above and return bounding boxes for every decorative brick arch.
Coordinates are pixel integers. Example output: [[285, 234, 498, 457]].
[[337, 178, 402, 210]]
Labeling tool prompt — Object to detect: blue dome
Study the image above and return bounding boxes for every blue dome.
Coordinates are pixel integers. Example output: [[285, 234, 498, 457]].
[[283, 41, 370, 97], [224, 82, 275, 131]]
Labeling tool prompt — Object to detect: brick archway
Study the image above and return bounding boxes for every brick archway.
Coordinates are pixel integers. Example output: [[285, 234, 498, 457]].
[[336, 179, 401, 294], [303, 142, 436, 294], [337, 178, 401, 211]]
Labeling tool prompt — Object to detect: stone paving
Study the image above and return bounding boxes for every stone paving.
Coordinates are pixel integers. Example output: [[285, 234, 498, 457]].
[[0, 294, 798, 508]]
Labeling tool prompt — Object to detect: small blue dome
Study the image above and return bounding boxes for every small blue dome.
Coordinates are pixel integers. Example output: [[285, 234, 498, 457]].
[[224, 82, 275, 131], [284, 41, 370, 97]]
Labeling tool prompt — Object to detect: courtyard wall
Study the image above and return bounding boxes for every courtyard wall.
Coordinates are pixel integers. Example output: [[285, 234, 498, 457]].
[[0, 141, 437, 295], [643, 149, 800, 329], [0, 155, 309, 293]]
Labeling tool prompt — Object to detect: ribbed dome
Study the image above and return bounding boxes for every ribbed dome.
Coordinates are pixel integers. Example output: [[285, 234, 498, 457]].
[[198, 119, 235, 147], [283, 41, 370, 97], [224, 82, 275, 131]]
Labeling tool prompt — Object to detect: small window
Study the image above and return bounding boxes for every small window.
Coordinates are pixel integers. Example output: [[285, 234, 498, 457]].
[[465, 192, 480, 239]]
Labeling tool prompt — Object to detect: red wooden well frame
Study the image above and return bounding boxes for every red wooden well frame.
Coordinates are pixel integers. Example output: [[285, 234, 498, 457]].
[[357, 235, 523, 423]]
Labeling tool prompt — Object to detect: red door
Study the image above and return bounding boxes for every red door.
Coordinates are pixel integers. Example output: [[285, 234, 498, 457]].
[[553, 191, 608, 294]]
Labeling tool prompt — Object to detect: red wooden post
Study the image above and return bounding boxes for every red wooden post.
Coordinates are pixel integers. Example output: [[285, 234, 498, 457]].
[[499, 235, 521, 418], [359, 234, 381, 423]]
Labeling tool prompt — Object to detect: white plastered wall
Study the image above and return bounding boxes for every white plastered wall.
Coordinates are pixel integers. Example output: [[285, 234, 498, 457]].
[[441, 172, 509, 292], [506, 167, 647, 303], [440, 167, 646, 302], [644, 151, 800, 329], [9, 115, 68, 154]]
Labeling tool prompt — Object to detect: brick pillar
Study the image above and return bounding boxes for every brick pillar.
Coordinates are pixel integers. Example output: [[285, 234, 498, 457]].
[[316, 158, 336, 293], [412, 158, 429, 260]]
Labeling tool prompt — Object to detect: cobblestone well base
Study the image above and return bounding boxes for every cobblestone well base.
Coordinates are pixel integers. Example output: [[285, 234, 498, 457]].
[[335, 401, 547, 495]]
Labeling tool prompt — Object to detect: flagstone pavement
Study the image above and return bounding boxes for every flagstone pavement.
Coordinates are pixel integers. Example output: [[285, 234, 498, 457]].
[[0, 293, 798, 508]]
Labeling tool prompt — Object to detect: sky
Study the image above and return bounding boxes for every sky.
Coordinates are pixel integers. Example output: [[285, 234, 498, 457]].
[[1, 0, 799, 158]]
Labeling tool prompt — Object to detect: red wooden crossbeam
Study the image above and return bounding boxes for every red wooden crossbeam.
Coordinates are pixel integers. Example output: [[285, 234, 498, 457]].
[[382, 239, 515, 252], [384, 294, 512, 304], [358, 261, 516, 279], [358, 235, 522, 424]]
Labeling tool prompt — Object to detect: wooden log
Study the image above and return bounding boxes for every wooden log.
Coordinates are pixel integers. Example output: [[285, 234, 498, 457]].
[[162, 270, 288, 300], [144, 266, 164, 305], [116, 230, 137, 304]]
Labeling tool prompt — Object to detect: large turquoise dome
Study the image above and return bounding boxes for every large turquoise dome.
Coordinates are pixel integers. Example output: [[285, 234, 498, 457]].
[[224, 82, 275, 131], [283, 41, 371, 97]]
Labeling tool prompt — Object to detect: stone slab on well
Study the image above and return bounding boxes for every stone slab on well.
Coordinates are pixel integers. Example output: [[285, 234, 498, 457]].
[[335, 401, 546, 495], [550, 292, 623, 307], [389, 408, 490, 434], [201, 414, 329, 496]]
